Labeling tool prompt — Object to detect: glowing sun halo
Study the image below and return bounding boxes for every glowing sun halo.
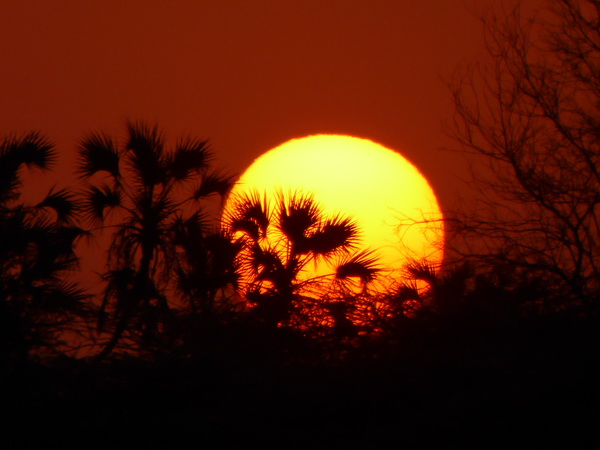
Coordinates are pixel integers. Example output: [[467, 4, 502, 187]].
[[224, 134, 444, 292]]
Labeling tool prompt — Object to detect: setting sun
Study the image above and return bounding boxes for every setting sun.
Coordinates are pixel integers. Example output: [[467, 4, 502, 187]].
[[223, 134, 444, 291]]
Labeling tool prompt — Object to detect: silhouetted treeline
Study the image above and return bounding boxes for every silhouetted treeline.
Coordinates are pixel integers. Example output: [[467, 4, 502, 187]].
[[5, 1, 600, 445], [2, 120, 599, 447]]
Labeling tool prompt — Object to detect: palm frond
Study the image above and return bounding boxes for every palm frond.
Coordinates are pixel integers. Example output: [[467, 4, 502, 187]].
[[203, 231, 243, 275], [0, 145, 22, 204], [166, 138, 212, 181], [0, 205, 29, 246], [224, 192, 270, 241], [35, 254, 81, 278], [335, 249, 381, 284], [0, 132, 56, 203], [81, 184, 122, 223], [131, 189, 178, 231], [22, 231, 82, 280], [277, 193, 321, 251], [77, 132, 120, 179], [0, 168, 20, 204], [126, 120, 165, 186], [175, 229, 242, 302], [9, 222, 83, 286], [33, 281, 90, 314], [5, 131, 57, 170], [51, 225, 87, 253], [171, 211, 211, 246], [307, 215, 359, 258], [404, 260, 439, 286], [394, 283, 421, 302], [37, 187, 79, 223], [193, 170, 236, 199], [229, 219, 261, 242], [241, 242, 284, 283]]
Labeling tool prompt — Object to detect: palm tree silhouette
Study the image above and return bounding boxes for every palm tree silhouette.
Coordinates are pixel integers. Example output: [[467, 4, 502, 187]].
[[77, 121, 235, 360], [386, 261, 469, 320], [223, 191, 380, 333], [173, 226, 242, 316], [0, 132, 87, 368]]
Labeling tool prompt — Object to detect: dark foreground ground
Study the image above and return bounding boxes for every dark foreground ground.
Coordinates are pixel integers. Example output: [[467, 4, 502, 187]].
[[4, 316, 600, 449]]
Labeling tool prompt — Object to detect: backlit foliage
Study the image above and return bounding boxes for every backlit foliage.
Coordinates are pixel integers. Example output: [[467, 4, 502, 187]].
[[77, 121, 236, 359], [223, 191, 380, 335], [449, 0, 600, 309]]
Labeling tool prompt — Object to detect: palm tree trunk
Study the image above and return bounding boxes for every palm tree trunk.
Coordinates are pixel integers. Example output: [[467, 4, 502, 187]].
[[94, 244, 155, 363], [93, 314, 131, 363]]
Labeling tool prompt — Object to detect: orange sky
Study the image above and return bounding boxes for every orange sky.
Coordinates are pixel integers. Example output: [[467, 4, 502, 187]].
[[0, 0, 496, 213]]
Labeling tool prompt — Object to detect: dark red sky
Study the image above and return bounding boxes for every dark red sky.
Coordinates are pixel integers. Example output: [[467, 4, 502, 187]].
[[0, 0, 498, 211]]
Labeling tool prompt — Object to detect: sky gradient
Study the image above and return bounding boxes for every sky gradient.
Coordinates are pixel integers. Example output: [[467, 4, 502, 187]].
[[0, 0, 497, 212]]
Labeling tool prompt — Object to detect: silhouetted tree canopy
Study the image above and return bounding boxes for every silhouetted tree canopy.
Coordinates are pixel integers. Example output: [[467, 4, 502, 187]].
[[77, 121, 236, 360], [0, 132, 87, 368], [2, 121, 599, 449], [449, 0, 600, 310], [222, 191, 380, 336]]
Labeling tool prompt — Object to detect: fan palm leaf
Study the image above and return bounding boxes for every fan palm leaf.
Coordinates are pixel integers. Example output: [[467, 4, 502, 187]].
[[335, 249, 380, 284], [37, 187, 80, 224], [225, 192, 270, 241], [31, 281, 89, 314], [193, 169, 236, 199], [306, 214, 359, 259], [2, 131, 56, 169], [277, 193, 321, 252], [166, 137, 212, 181], [126, 121, 166, 186], [404, 260, 439, 286], [81, 184, 122, 223], [171, 211, 211, 246], [0, 132, 56, 203], [77, 132, 120, 179]]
